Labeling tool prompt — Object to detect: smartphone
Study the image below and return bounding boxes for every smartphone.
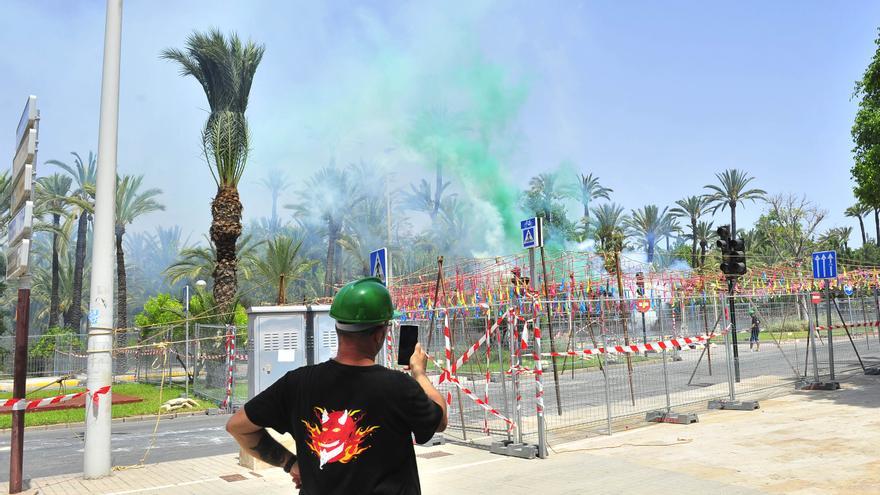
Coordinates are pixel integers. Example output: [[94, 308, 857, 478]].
[[397, 325, 419, 366]]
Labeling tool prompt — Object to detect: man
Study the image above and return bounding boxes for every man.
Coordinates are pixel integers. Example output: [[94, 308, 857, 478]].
[[749, 308, 761, 351], [226, 277, 447, 494]]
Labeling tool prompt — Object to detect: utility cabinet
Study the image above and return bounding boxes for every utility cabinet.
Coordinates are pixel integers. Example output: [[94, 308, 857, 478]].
[[247, 305, 337, 398]]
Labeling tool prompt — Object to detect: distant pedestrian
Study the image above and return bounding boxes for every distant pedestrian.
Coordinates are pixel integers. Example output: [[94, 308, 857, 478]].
[[749, 308, 760, 351]]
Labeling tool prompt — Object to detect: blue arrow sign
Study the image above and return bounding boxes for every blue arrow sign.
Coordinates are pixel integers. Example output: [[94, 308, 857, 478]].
[[370, 248, 389, 285], [811, 250, 837, 280]]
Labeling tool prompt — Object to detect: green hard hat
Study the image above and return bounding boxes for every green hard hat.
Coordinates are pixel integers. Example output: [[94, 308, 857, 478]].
[[329, 277, 394, 332], [748, 308, 756, 315]]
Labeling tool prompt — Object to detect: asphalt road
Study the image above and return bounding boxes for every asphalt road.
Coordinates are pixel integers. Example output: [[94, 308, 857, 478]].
[[0, 414, 237, 482]]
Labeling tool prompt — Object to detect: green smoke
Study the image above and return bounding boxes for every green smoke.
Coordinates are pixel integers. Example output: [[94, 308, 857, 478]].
[[402, 52, 528, 252]]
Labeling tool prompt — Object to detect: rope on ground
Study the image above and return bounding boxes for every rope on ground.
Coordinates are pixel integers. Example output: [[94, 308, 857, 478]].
[[113, 343, 168, 472]]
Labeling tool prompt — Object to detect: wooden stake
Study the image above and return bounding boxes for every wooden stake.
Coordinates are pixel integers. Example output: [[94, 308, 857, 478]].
[[539, 246, 563, 415], [614, 250, 636, 406]]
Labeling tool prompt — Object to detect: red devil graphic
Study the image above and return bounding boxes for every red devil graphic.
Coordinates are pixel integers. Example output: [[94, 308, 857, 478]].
[[302, 408, 379, 469]]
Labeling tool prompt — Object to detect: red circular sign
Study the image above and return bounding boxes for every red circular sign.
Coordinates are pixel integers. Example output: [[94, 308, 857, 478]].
[[636, 299, 651, 313], [811, 292, 821, 305]]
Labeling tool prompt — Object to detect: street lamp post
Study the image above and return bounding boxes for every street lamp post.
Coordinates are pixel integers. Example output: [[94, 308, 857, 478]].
[[187, 280, 207, 398]]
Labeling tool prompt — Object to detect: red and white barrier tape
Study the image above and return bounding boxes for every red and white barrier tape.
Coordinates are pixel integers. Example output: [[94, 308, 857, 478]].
[[542, 334, 714, 358], [815, 321, 880, 331], [451, 310, 512, 374], [531, 319, 545, 419], [435, 363, 516, 431], [2, 385, 111, 411]]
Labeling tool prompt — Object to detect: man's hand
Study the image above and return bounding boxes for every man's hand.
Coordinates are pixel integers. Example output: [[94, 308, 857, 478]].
[[408, 342, 447, 432], [409, 342, 428, 376], [289, 462, 302, 489]]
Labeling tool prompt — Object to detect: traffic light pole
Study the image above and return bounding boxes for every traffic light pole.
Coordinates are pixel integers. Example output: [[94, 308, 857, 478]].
[[727, 277, 741, 383]]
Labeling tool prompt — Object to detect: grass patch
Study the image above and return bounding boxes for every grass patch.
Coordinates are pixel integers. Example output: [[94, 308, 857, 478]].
[[0, 382, 215, 429]]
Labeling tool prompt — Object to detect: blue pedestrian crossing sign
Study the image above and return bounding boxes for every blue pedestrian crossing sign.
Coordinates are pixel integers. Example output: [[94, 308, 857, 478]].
[[811, 250, 837, 280], [520, 217, 544, 249], [370, 247, 390, 285]]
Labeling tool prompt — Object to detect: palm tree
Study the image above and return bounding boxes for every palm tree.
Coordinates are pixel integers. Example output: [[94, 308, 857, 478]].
[[405, 107, 463, 219], [670, 196, 709, 268], [48, 152, 97, 332], [36, 174, 73, 328], [690, 220, 717, 269], [0, 171, 11, 237], [165, 234, 259, 287], [526, 172, 562, 223], [626, 205, 670, 263], [564, 172, 612, 227], [704, 169, 766, 237], [162, 30, 265, 312], [845, 203, 871, 246], [115, 175, 164, 331], [591, 203, 628, 252], [251, 236, 316, 304], [287, 165, 359, 296], [257, 170, 292, 235]]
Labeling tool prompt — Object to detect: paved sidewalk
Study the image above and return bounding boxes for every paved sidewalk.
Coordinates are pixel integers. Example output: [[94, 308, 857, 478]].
[[9, 373, 880, 494]]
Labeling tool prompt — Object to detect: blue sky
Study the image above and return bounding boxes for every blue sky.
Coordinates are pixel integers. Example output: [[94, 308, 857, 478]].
[[1, 0, 878, 250]]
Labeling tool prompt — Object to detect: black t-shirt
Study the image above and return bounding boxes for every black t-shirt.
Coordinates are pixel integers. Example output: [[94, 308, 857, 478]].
[[244, 360, 443, 495]]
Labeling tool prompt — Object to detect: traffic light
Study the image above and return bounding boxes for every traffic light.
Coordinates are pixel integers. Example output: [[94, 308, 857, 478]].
[[635, 271, 645, 296], [716, 225, 747, 277], [729, 239, 747, 275]]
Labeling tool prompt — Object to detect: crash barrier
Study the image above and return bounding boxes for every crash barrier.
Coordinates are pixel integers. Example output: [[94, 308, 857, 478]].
[[389, 292, 880, 453]]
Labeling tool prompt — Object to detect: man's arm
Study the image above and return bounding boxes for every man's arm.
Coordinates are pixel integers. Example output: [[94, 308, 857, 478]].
[[410, 343, 448, 432], [226, 410, 294, 467]]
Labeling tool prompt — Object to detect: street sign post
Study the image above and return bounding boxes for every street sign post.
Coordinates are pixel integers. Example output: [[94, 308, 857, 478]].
[[6, 202, 33, 248], [811, 250, 840, 388], [520, 217, 543, 249], [369, 247, 390, 285], [811, 250, 837, 280], [811, 292, 821, 305], [9, 164, 31, 214], [8, 95, 37, 494]]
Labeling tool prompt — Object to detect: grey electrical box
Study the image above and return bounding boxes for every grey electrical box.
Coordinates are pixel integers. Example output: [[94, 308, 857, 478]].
[[247, 305, 336, 399]]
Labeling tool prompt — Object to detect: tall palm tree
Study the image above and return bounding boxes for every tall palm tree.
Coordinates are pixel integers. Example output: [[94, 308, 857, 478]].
[[845, 203, 871, 246], [287, 165, 359, 296], [257, 170, 292, 235], [162, 30, 265, 311], [48, 152, 97, 332], [405, 107, 463, 219], [250, 236, 316, 304], [670, 195, 709, 268], [591, 203, 628, 252], [626, 205, 670, 263], [115, 175, 164, 331], [564, 172, 612, 226], [704, 169, 766, 237], [36, 174, 73, 328]]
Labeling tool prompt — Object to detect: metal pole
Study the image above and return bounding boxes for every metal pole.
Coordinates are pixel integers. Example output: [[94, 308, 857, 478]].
[[721, 293, 736, 401], [825, 281, 835, 381], [495, 320, 511, 442], [805, 296, 820, 383], [641, 312, 647, 356], [9, 278, 31, 494], [508, 313, 523, 443], [84, 0, 122, 479], [661, 346, 671, 413], [859, 291, 870, 349], [599, 295, 613, 436], [185, 285, 190, 398], [728, 278, 741, 382], [539, 246, 563, 415]]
